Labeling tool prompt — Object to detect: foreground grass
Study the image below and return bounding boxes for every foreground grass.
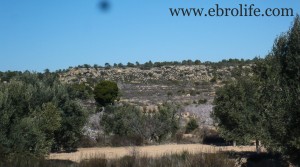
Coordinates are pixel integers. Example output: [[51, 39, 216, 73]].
[[0, 152, 235, 167], [49, 144, 258, 162]]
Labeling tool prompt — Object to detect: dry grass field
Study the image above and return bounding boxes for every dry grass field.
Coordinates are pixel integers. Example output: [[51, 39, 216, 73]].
[[49, 144, 258, 162]]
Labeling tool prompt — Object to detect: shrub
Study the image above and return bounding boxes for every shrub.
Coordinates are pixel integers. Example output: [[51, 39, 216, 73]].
[[111, 135, 144, 147], [198, 98, 207, 104], [186, 119, 199, 133], [202, 128, 228, 146]]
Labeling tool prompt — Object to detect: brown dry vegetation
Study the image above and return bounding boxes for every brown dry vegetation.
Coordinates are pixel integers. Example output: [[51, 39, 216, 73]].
[[49, 144, 258, 162]]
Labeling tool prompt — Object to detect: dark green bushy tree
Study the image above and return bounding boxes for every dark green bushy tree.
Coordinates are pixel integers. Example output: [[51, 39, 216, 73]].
[[213, 76, 263, 149], [94, 80, 119, 107]]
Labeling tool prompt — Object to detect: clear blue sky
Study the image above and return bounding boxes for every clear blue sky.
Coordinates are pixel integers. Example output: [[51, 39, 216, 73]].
[[1, 0, 299, 72]]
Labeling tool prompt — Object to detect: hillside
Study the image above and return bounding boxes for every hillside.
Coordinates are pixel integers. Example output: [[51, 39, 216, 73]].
[[58, 60, 253, 127]]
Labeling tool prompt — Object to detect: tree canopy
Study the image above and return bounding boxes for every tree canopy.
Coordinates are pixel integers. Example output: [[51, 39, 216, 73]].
[[213, 76, 263, 146], [256, 15, 300, 163], [101, 103, 179, 144], [94, 80, 119, 107], [0, 72, 87, 158], [213, 15, 300, 164]]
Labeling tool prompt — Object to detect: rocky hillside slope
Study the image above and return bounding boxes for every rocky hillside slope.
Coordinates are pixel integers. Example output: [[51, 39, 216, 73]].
[[59, 63, 251, 127]]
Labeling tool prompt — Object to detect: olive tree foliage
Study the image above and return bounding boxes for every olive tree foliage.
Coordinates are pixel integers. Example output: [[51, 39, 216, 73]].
[[94, 80, 119, 107], [0, 72, 87, 158], [101, 103, 179, 144], [254, 15, 300, 164], [212, 76, 264, 146], [213, 15, 300, 164], [70, 83, 93, 100]]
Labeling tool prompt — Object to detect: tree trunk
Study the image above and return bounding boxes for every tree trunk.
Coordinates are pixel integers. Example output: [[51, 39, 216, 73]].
[[233, 141, 236, 146], [255, 139, 261, 154]]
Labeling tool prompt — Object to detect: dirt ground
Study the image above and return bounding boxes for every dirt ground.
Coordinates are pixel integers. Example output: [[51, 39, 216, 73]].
[[49, 144, 257, 162]]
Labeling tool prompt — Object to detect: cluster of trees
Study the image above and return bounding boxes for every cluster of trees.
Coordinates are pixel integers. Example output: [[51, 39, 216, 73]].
[[91, 80, 200, 146], [0, 69, 124, 159], [207, 58, 254, 69], [66, 58, 254, 72], [0, 71, 23, 82], [101, 104, 179, 145], [98, 60, 203, 70], [0, 72, 87, 159], [213, 15, 300, 164], [70, 83, 94, 100]]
